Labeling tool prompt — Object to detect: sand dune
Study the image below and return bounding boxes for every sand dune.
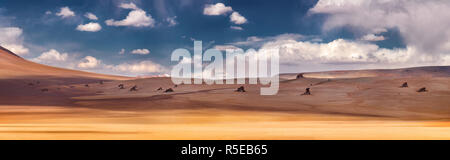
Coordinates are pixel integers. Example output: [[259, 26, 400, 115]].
[[0, 46, 130, 80], [69, 67, 450, 119], [0, 46, 449, 139]]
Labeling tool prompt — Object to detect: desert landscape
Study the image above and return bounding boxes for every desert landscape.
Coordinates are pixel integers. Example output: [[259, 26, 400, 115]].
[[0, 46, 449, 140]]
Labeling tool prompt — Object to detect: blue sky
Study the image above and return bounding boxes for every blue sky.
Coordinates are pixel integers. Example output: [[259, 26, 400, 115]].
[[0, 0, 449, 76]]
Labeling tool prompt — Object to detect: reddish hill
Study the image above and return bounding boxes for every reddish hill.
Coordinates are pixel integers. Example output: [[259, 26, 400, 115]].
[[0, 46, 130, 80]]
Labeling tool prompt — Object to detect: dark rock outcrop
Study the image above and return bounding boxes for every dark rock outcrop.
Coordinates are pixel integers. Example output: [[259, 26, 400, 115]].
[[401, 82, 408, 88], [236, 86, 246, 92], [164, 88, 174, 93], [302, 88, 311, 95], [417, 87, 428, 92], [129, 85, 138, 92]]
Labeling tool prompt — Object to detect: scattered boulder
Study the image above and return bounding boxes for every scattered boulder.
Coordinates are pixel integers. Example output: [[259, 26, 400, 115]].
[[302, 88, 311, 95], [236, 86, 246, 92], [28, 83, 34, 86], [41, 88, 49, 92], [417, 87, 428, 92], [296, 74, 304, 79], [118, 84, 125, 89], [157, 87, 163, 91], [164, 88, 174, 93], [401, 82, 408, 88], [70, 86, 75, 88], [174, 85, 178, 88], [99, 81, 104, 85], [85, 84, 89, 87], [130, 85, 138, 92]]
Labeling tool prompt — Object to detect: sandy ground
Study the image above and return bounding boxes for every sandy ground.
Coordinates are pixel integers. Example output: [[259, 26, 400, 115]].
[[0, 75, 448, 140], [0, 47, 449, 139], [1, 106, 449, 140]]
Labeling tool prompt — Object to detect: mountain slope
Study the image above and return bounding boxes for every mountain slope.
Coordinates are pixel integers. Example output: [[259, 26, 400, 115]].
[[0, 46, 130, 80]]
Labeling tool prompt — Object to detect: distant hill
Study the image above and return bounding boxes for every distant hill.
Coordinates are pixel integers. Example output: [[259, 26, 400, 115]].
[[280, 66, 450, 80]]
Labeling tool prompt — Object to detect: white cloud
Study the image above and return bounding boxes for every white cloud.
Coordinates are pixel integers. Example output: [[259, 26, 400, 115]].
[[56, 7, 75, 18], [230, 12, 247, 24], [76, 22, 102, 32], [1, 44, 29, 55], [119, 2, 139, 10], [0, 27, 24, 44], [214, 45, 240, 51], [45, 11, 52, 15], [131, 49, 150, 55], [119, 48, 125, 54], [0, 27, 29, 55], [230, 26, 243, 30], [203, 30, 448, 74], [106, 61, 166, 74], [33, 49, 68, 62], [78, 56, 101, 69], [237, 36, 449, 73], [360, 34, 385, 41], [231, 33, 304, 47], [203, 3, 233, 16], [372, 28, 388, 34], [105, 6, 155, 27], [263, 39, 412, 65], [203, 3, 248, 26], [309, 0, 450, 58], [166, 16, 178, 27], [30, 49, 166, 76], [84, 12, 98, 20]]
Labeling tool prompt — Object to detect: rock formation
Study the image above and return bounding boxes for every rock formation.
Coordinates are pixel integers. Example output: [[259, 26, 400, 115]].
[[236, 86, 246, 92], [401, 82, 408, 88], [417, 87, 428, 92], [130, 85, 138, 92], [164, 88, 174, 93], [302, 88, 311, 95]]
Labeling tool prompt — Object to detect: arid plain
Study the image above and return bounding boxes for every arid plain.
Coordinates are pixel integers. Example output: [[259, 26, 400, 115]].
[[0, 47, 449, 139]]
